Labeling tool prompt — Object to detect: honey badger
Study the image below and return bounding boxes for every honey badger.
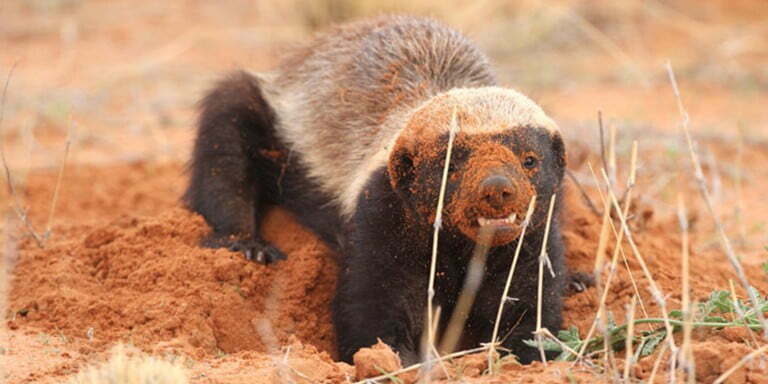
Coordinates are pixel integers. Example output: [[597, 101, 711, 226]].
[[185, 16, 583, 364]]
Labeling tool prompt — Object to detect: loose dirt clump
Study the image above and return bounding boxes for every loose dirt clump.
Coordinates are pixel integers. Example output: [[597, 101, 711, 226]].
[[353, 340, 403, 381]]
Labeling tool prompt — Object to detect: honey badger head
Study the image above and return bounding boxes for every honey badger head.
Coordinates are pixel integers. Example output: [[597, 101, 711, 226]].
[[388, 87, 565, 247]]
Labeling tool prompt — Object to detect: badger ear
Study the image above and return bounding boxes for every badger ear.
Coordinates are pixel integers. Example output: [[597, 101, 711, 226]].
[[388, 148, 416, 193], [551, 132, 566, 177]]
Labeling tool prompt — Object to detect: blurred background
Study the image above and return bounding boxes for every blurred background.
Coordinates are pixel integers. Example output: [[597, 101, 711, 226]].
[[1, 0, 767, 244], [1, 0, 767, 169], [1, 3, 768, 381]]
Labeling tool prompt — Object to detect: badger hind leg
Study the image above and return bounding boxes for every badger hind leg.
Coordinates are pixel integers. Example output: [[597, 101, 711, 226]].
[[184, 70, 285, 264]]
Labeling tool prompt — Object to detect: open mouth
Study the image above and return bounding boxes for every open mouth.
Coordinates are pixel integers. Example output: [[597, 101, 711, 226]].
[[477, 213, 518, 229]]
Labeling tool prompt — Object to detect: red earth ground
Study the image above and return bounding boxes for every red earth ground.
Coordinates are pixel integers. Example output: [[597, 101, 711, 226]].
[[2, 1, 767, 383]]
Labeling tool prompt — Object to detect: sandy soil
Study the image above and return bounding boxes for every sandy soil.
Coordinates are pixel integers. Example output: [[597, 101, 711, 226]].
[[2, 1, 768, 383]]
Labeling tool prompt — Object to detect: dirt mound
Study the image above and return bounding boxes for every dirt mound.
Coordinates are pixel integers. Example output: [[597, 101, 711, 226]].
[[8, 163, 337, 361], [5, 160, 768, 383], [560, 184, 768, 333]]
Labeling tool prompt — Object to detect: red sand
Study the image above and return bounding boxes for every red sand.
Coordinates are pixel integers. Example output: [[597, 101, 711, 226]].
[[3, 1, 768, 382], [3, 156, 768, 383]]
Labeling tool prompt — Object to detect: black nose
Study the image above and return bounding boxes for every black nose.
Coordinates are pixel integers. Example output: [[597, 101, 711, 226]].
[[480, 174, 515, 209]]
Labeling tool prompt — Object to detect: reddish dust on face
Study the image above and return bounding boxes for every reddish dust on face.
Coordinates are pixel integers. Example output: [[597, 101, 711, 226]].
[[446, 139, 536, 247]]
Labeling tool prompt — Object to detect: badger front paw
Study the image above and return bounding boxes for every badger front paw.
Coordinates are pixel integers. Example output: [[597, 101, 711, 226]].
[[565, 271, 595, 295], [202, 234, 287, 264]]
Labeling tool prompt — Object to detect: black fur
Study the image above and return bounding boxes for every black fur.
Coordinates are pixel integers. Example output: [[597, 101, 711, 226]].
[[334, 130, 567, 365], [184, 71, 343, 262]]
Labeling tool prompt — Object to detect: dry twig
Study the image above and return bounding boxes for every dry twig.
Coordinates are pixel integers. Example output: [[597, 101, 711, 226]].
[[665, 61, 768, 337]]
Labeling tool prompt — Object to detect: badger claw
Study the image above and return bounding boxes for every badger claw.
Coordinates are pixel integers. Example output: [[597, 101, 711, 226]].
[[203, 234, 287, 265], [228, 241, 286, 264], [565, 271, 595, 295]]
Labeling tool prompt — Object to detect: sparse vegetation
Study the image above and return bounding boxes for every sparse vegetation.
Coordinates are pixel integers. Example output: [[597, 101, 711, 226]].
[[2, 0, 768, 383], [525, 289, 768, 361]]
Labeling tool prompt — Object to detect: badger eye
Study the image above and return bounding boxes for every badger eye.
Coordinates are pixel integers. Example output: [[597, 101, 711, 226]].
[[448, 163, 458, 172], [522, 156, 538, 169]]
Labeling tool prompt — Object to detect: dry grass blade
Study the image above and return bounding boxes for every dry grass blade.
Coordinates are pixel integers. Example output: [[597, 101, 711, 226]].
[[727, 279, 760, 348], [597, 110, 608, 178], [678, 194, 696, 384], [539, 328, 581, 360], [623, 295, 638, 382], [43, 119, 73, 241], [0, 63, 45, 248], [608, 123, 617, 186], [575, 145, 648, 364], [648, 343, 670, 384], [1, 150, 44, 248], [566, 169, 600, 216], [712, 344, 768, 384], [440, 224, 495, 355], [600, 167, 680, 380], [425, 107, 458, 365], [665, 61, 768, 337], [487, 196, 536, 372], [535, 194, 558, 366], [0, 63, 17, 128], [573, 162, 614, 364]]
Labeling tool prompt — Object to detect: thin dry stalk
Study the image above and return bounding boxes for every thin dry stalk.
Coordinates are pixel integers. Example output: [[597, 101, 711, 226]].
[[419, 306, 444, 382], [613, 142, 651, 322], [275, 345, 313, 383], [597, 110, 608, 184], [665, 62, 768, 337], [440, 224, 497, 354], [574, 150, 647, 364], [0, 63, 17, 129], [574, 163, 614, 363], [648, 343, 670, 384], [43, 119, 72, 241], [728, 279, 760, 348], [1, 151, 44, 247], [677, 195, 695, 384], [566, 169, 600, 216], [734, 126, 746, 246], [428, 315, 452, 382], [426, 108, 459, 362], [712, 344, 768, 384], [537, 328, 583, 362], [592, 177, 612, 288], [608, 124, 617, 187], [487, 197, 536, 372], [535, 194, 558, 366], [623, 295, 638, 382], [589, 156, 642, 379], [600, 168, 679, 378], [0, 63, 45, 248]]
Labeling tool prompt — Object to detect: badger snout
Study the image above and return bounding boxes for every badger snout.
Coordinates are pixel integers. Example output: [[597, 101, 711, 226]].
[[480, 173, 515, 209], [471, 170, 527, 233], [446, 152, 536, 247]]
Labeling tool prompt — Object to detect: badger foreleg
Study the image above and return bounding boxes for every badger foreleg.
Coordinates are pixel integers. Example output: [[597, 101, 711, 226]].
[[184, 71, 285, 264]]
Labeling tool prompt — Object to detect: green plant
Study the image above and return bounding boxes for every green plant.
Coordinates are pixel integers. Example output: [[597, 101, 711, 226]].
[[525, 289, 768, 361]]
